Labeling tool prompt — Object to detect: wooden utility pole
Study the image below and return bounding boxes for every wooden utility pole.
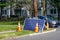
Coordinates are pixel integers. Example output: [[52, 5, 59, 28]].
[[33, 0, 38, 17]]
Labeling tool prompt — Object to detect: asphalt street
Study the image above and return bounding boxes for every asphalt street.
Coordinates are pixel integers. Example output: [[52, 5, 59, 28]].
[[5, 26, 60, 40]]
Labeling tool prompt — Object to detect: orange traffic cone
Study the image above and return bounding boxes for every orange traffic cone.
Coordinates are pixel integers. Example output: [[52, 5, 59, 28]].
[[34, 22, 39, 32], [46, 22, 49, 30], [17, 21, 21, 32]]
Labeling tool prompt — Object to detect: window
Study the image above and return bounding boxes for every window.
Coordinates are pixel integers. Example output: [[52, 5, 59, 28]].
[[54, 9, 56, 14], [50, 9, 53, 14], [50, 9, 56, 14]]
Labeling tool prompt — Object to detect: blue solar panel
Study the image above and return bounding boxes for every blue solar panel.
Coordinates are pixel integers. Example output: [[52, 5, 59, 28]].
[[23, 18, 45, 32]]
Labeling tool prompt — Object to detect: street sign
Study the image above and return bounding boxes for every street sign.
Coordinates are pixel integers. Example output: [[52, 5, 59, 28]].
[[23, 18, 45, 32]]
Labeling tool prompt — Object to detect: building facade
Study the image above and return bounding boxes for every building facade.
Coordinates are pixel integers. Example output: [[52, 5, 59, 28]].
[[46, 0, 58, 19], [0, 0, 28, 19], [0, 0, 58, 20], [37, 0, 58, 19]]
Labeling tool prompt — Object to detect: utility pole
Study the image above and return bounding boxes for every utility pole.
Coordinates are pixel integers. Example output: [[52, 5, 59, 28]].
[[33, 0, 38, 17]]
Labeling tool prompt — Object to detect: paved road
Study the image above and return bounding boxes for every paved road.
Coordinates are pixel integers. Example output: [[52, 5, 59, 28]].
[[5, 27, 60, 40]]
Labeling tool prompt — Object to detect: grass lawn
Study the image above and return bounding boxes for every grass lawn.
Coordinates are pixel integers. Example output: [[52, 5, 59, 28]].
[[0, 30, 34, 39], [0, 21, 34, 39], [0, 25, 53, 39], [0, 21, 54, 39], [0, 21, 24, 25], [0, 21, 24, 31], [0, 25, 17, 32], [0, 28, 54, 39]]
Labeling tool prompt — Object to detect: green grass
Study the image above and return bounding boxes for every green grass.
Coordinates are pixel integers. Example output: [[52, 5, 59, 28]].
[[0, 21, 54, 39], [0, 30, 34, 39], [0, 28, 54, 39], [0, 25, 23, 32], [0, 21, 24, 25], [0, 25, 53, 39], [0, 24, 34, 39], [0, 21, 24, 31]]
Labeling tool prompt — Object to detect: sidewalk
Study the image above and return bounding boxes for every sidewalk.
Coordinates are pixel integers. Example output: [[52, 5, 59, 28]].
[[0, 28, 56, 34], [0, 30, 16, 34]]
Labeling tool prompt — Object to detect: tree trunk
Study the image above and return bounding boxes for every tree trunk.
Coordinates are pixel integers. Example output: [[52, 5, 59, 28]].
[[33, 0, 38, 17], [43, 0, 47, 16]]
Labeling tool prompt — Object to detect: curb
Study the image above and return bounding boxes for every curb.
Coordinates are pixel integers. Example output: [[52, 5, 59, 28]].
[[29, 29, 56, 36], [4, 29, 56, 40], [15, 28, 56, 38]]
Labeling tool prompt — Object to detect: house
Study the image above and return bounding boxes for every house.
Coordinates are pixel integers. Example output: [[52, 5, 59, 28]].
[[0, 0, 11, 18], [0, 0, 27, 19], [46, 0, 58, 19], [0, 0, 58, 20], [0, 0, 30, 19], [37, 0, 58, 20]]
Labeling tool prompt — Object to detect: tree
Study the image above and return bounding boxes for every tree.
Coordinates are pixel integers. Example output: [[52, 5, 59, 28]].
[[50, 0, 60, 8], [33, 0, 38, 17], [40, 0, 46, 16], [0, 0, 32, 18]]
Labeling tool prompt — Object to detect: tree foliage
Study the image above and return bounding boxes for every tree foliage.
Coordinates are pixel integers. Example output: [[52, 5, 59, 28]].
[[51, 0, 60, 8]]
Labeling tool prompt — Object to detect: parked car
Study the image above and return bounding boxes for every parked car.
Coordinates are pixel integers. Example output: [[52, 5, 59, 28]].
[[38, 16, 58, 28]]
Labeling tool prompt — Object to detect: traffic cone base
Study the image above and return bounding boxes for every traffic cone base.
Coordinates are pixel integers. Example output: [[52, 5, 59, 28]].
[[34, 26, 38, 32], [34, 22, 39, 33], [17, 27, 21, 32], [17, 22, 21, 32]]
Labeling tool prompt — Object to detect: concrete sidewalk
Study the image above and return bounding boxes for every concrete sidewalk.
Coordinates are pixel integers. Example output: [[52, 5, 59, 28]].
[[0, 28, 56, 34], [0, 30, 16, 34]]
